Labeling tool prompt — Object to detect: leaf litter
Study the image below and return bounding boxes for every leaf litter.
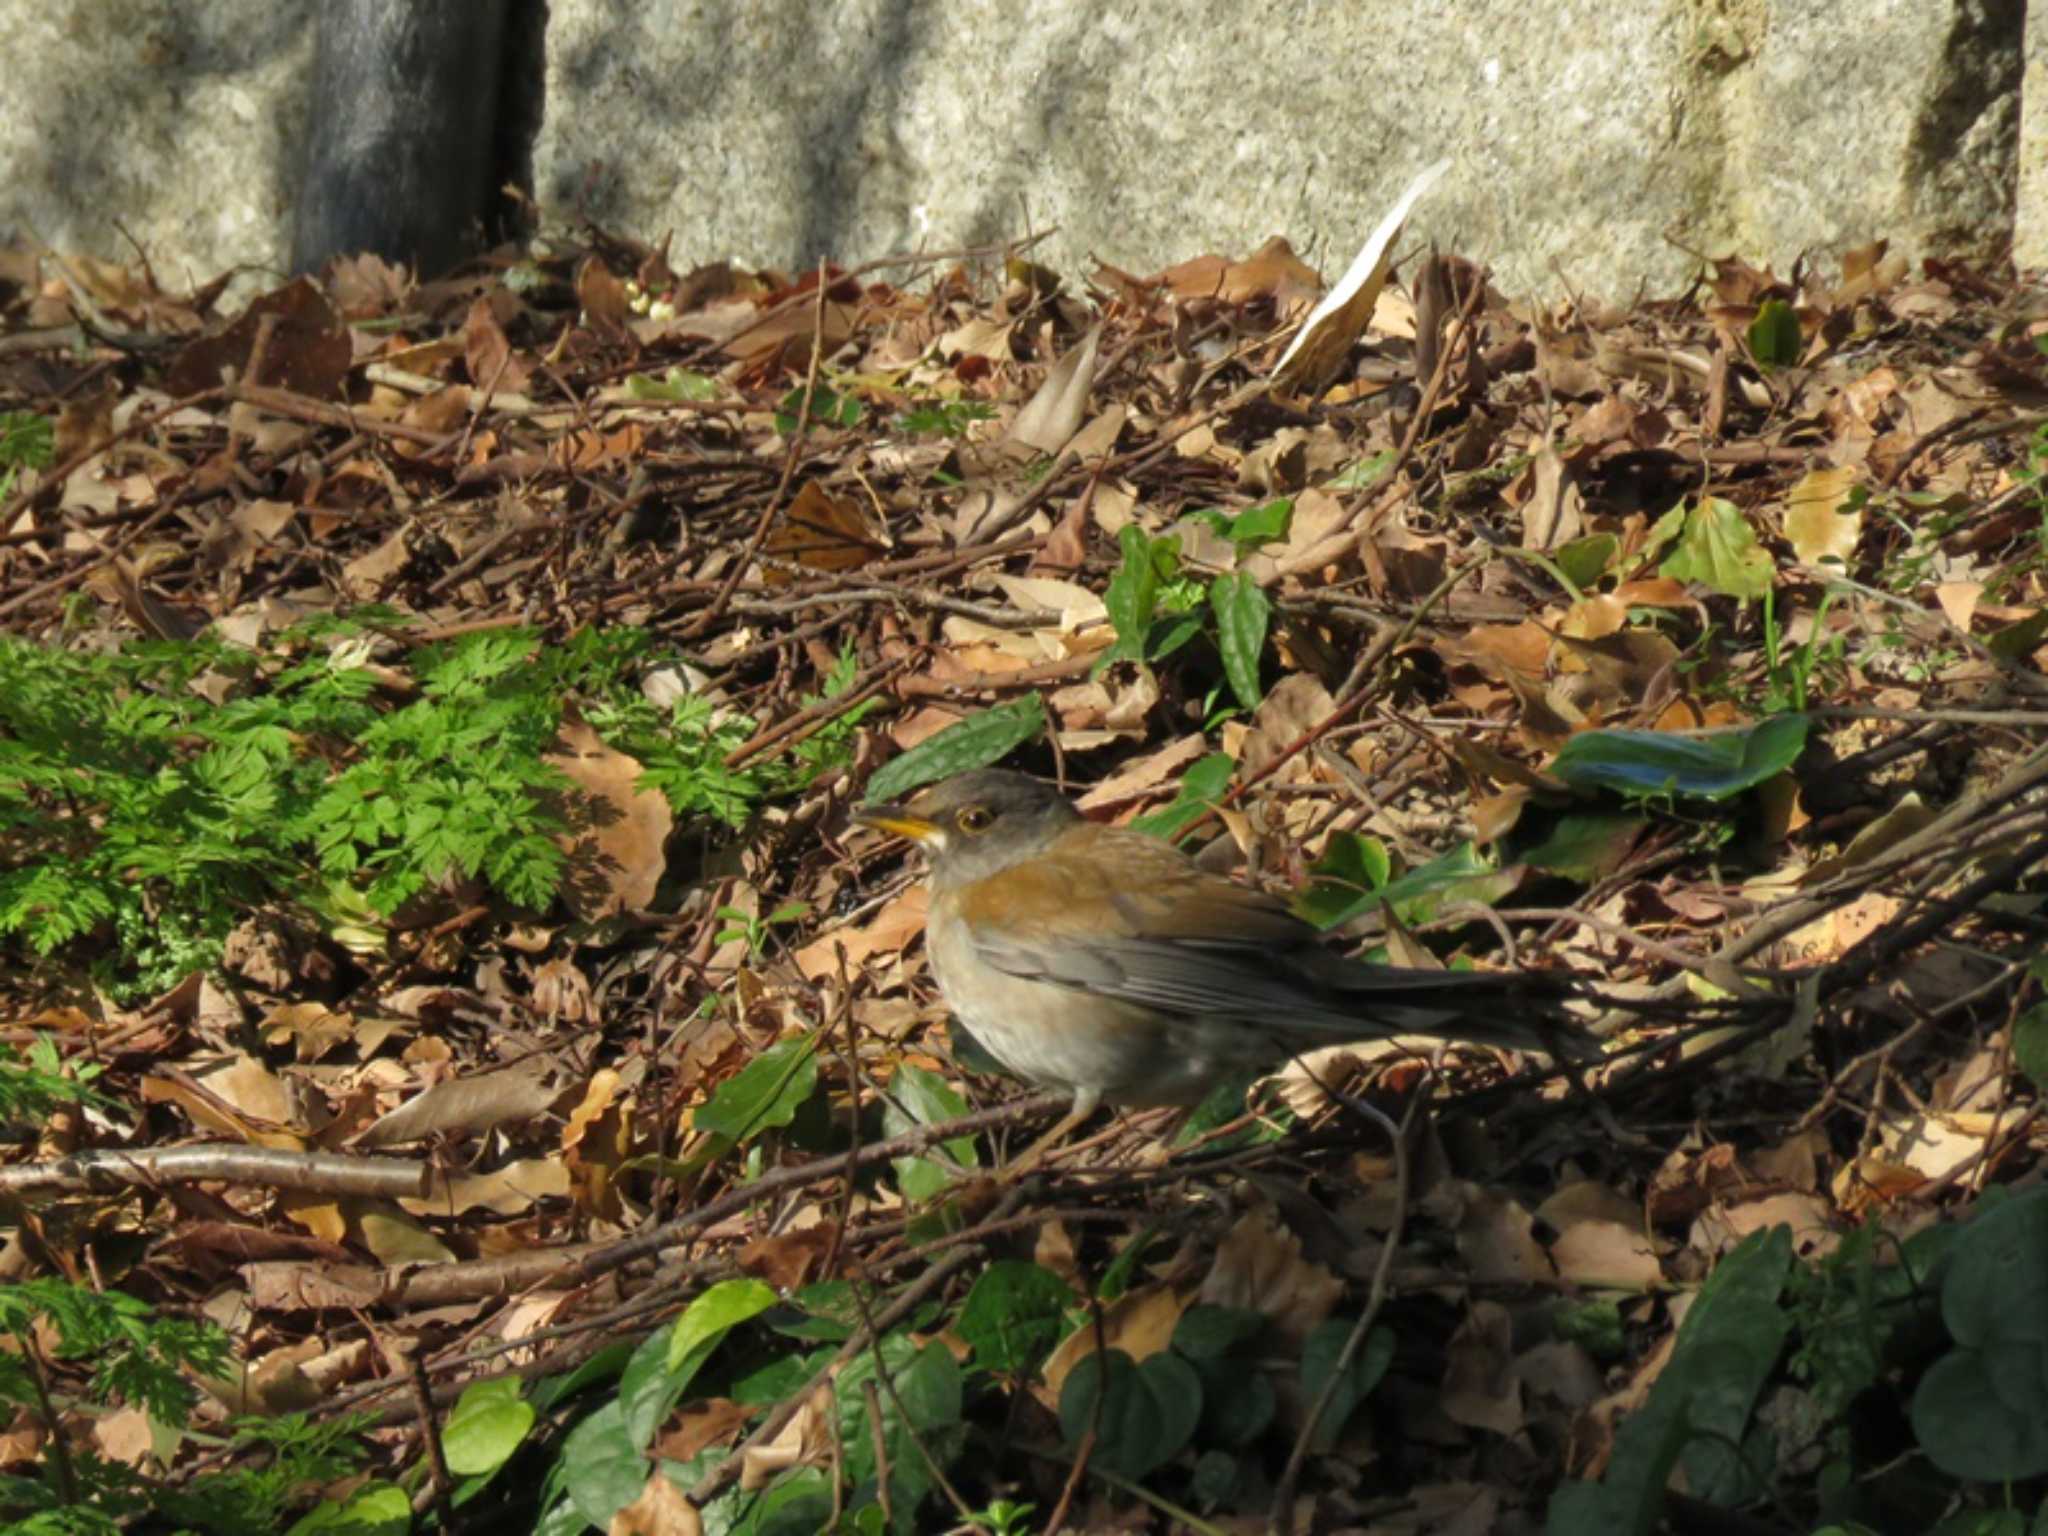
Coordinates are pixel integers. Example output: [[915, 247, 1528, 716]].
[[4, 204, 2048, 1530]]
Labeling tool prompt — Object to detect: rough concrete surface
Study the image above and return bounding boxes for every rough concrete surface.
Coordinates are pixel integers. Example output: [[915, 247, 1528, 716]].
[[0, 1, 316, 289], [0, 0, 2030, 302]]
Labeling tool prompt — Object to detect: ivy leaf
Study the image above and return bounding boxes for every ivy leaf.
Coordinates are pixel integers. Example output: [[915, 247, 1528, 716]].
[[865, 695, 1046, 804], [1058, 1349, 1203, 1479], [1209, 570, 1271, 711]]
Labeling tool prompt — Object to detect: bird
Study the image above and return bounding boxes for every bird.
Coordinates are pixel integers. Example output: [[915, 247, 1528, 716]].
[[855, 768, 1593, 1162]]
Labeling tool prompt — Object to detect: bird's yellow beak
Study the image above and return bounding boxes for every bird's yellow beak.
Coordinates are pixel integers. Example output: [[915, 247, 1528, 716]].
[[855, 804, 942, 844]]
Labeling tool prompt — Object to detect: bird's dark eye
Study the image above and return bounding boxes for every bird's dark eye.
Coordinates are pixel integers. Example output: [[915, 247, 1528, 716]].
[[957, 805, 994, 832]]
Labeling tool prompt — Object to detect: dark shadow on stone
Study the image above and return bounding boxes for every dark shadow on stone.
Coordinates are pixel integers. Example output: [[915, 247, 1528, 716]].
[[291, 0, 544, 277]]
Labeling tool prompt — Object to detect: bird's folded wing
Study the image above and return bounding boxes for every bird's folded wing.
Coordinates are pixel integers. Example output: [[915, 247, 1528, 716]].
[[954, 831, 1481, 1031]]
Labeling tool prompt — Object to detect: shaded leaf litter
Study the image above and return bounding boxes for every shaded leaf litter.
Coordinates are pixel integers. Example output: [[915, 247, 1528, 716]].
[[5, 217, 2048, 1531]]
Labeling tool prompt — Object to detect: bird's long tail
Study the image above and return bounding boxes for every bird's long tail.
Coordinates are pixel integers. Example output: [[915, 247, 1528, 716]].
[[1303, 963, 1602, 1062]]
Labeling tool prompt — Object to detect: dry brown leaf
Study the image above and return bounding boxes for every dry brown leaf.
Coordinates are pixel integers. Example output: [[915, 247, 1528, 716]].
[[353, 1065, 560, 1148], [793, 887, 929, 981], [547, 718, 674, 919], [1198, 1205, 1342, 1347], [764, 481, 888, 579], [1456, 1186, 1556, 1285], [1440, 1302, 1524, 1437], [1007, 322, 1101, 456], [611, 1469, 705, 1536], [1274, 160, 1449, 397], [1039, 1283, 1191, 1404], [1783, 466, 1862, 567]]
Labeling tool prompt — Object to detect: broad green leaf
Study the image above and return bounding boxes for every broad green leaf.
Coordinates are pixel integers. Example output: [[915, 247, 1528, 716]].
[[1173, 1306, 1269, 1361], [1556, 532, 1619, 591], [957, 1262, 1073, 1373], [1104, 523, 1166, 660], [1191, 497, 1294, 553], [1550, 715, 1808, 801], [1209, 570, 1270, 711], [882, 1061, 979, 1198], [285, 1483, 411, 1536], [1987, 608, 2048, 661], [769, 1280, 861, 1342], [1129, 752, 1236, 839], [833, 1337, 966, 1521], [1658, 497, 1774, 600], [1912, 1187, 2048, 1481], [1302, 835, 1515, 933], [1317, 840, 1515, 929], [1546, 1226, 1793, 1536], [664, 1277, 778, 1377], [1517, 811, 1649, 882], [624, 367, 719, 402], [1146, 609, 1205, 662], [556, 1401, 646, 1531], [1300, 1320, 1395, 1453], [1058, 1349, 1203, 1479], [775, 383, 862, 433], [1325, 451, 1393, 490], [691, 1034, 819, 1141], [1295, 831, 1392, 930], [443, 1377, 535, 1477], [865, 694, 1045, 804], [1747, 298, 1802, 368]]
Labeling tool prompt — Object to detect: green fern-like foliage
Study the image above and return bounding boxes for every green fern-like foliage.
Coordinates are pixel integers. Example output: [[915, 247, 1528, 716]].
[[0, 622, 869, 997]]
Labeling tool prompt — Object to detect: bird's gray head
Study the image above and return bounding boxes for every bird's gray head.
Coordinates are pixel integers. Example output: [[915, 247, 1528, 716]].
[[857, 769, 1081, 888]]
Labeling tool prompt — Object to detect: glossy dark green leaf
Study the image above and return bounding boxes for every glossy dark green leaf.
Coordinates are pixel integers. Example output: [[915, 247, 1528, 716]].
[[1209, 570, 1271, 711], [2015, 1003, 2048, 1092], [558, 1401, 647, 1530], [1058, 1349, 1203, 1479], [1518, 811, 1649, 882], [1986, 608, 2048, 661], [865, 694, 1045, 804], [1130, 752, 1235, 839], [1550, 714, 1807, 801], [882, 1061, 979, 1198], [691, 1034, 819, 1141], [1172, 1305, 1269, 1361], [1106, 523, 1165, 656], [1747, 299, 1802, 368], [1146, 609, 1206, 662]]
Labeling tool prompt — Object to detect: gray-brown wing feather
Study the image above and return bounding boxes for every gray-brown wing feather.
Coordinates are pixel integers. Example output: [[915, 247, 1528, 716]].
[[958, 827, 1572, 1051]]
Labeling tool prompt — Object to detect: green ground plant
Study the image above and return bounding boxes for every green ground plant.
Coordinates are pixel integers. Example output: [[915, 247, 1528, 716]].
[[0, 622, 871, 999]]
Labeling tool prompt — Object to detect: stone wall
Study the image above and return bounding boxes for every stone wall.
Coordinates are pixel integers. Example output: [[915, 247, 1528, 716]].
[[1, 0, 2038, 301]]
